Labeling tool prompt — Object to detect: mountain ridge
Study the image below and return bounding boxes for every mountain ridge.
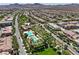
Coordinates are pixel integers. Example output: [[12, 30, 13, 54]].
[[0, 3, 79, 10]]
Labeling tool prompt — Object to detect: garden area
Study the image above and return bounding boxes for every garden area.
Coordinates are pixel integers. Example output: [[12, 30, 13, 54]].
[[18, 14, 28, 26]]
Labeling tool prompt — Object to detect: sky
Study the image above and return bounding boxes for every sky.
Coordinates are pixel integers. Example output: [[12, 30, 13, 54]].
[[0, 0, 79, 5]]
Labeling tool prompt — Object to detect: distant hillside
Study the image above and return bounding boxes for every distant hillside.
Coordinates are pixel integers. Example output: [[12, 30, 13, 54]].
[[0, 3, 79, 11], [51, 4, 79, 11]]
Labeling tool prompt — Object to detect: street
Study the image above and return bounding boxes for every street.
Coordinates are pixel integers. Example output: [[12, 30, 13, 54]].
[[15, 15, 27, 55]]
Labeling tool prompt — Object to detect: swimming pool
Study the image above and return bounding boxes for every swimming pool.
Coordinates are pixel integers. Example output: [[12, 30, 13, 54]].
[[25, 31, 34, 37], [24, 31, 38, 43]]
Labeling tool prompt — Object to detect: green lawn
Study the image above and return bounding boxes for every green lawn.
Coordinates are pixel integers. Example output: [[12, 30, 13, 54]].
[[19, 15, 28, 26], [63, 50, 70, 55], [35, 48, 58, 55], [0, 15, 4, 21], [12, 36, 19, 50]]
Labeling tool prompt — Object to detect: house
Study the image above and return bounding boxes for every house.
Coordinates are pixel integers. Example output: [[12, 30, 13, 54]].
[[1, 26, 12, 37], [64, 30, 79, 40], [0, 36, 12, 53]]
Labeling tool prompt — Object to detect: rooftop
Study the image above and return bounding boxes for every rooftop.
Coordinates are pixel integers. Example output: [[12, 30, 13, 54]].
[[0, 36, 12, 52], [1, 26, 12, 34]]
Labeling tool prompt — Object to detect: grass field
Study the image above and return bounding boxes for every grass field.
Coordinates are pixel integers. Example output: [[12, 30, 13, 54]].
[[34, 48, 58, 55], [63, 50, 70, 55]]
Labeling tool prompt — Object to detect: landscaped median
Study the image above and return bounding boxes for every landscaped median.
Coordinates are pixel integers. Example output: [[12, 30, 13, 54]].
[[12, 36, 19, 55]]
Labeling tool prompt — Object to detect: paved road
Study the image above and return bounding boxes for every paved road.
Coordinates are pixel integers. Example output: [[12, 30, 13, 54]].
[[15, 15, 27, 55], [42, 24, 79, 55]]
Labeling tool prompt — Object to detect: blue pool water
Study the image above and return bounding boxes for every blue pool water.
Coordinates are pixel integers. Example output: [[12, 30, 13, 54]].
[[26, 31, 34, 37], [24, 31, 38, 43]]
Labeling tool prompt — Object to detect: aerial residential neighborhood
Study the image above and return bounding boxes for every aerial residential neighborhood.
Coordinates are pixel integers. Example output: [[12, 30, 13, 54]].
[[0, 3, 79, 55]]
